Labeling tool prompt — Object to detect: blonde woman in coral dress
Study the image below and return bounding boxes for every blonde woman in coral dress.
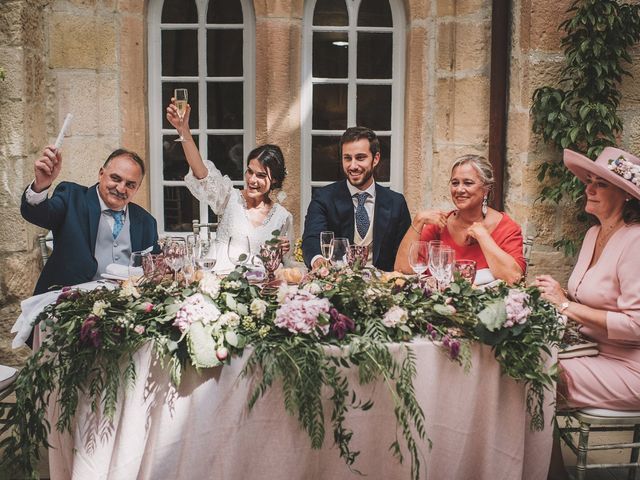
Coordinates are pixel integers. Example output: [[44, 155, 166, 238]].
[[536, 147, 640, 478]]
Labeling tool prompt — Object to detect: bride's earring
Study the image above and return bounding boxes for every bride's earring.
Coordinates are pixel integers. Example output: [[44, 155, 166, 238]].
[[481, 195, 488, 218]]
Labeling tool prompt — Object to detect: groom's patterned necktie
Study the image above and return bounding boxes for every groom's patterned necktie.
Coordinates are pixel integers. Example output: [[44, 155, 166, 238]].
[[108, 209, 125, 239], [354, 192, 370, 238]]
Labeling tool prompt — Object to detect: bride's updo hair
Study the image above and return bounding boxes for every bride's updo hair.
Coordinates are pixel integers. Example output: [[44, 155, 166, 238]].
[[248, 144, 287, 190]]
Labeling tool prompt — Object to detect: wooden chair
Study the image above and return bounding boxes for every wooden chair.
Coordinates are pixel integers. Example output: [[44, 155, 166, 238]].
[[522, 234, 534, 281], [557, 408, 640, 480]]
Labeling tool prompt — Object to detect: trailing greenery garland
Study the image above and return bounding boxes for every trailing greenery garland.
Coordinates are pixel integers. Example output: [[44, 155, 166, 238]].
[[531, 0, 640, 255], [0, 267, 562, 479]]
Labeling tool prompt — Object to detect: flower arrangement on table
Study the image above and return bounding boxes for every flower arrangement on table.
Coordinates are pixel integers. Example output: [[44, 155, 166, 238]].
[[0, 264, 563, 480]]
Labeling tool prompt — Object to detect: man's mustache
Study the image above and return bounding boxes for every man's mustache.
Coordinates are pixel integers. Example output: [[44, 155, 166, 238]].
[[108, 188, 127, 200]]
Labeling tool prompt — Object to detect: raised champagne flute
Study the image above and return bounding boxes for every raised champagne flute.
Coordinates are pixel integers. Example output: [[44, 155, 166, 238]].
[[174, 88, 188, 142], [320, 231, 334, 263]]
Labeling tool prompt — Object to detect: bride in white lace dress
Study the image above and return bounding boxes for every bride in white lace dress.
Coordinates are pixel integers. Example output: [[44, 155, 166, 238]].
[[166, 101, 294, 272]]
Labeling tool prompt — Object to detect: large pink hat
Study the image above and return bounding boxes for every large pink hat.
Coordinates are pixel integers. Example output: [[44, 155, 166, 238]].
[[563, 147, 640, 201]]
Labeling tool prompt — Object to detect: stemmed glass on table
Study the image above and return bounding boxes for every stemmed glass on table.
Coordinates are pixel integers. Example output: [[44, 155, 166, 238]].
[[408, 241, 429, 280], [163, 237, 187, 282], [193, 236, 218, 273], [174, 88, 188, 142], [330, 237, 350, 268], [227, 235, 251, 268], [428, 242, 455, 290], [320, 231, 334, 263], [129, 250, 154, 285]]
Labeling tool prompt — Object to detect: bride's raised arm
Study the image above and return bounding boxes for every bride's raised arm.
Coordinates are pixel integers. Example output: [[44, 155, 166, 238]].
[[166, 99, 234, 215]]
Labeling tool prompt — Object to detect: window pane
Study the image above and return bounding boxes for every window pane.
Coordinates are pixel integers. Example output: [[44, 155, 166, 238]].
[[207, 135, 244, 180], [162, 30, 198, 76], [162, 82, 199, 129], [375, 135, 391, 182], [207, 0, 243, 24], [311, 135, 341, 181], [313, 32, 348, 78], [356, 84, 391, 131], [313, 0, 348, 26], [207, 29, 243, 76], [163, 134, 198, 180], [207, 82, 243, 129], [357, 32, 392, 79], [162, 0, 198, 23], [357, 0, 392, 27], [164, 186, 199, 232], [313, 84, 347, 130]]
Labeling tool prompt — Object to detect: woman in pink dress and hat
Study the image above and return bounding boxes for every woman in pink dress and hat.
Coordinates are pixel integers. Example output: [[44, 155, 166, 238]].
[[537, 147, 640, 478]]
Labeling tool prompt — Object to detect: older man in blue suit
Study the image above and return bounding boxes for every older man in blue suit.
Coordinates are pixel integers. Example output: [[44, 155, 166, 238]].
[[302, 127, 411, 271], [21, 145, 159, 295]]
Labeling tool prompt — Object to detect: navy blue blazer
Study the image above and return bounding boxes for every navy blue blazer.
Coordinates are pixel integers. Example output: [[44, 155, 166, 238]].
[[21, 182, 159, 294], [302, 180, 411, 271]]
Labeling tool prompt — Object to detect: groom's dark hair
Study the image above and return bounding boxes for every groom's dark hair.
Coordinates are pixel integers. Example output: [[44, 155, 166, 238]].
[[339, 126, 380, 158]]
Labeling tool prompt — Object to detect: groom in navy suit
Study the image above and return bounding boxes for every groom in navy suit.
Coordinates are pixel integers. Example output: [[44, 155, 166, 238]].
[[302, 127, 411, 271], [21, 145, 159, 295]]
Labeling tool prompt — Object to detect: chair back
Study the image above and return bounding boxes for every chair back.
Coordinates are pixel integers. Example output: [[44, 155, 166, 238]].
[[192, 220, 218, 241], [523, 235, 534, 278]]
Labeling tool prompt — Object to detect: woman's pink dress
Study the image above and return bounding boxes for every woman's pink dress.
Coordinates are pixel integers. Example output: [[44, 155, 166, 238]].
[[562, 223, 640, 409]]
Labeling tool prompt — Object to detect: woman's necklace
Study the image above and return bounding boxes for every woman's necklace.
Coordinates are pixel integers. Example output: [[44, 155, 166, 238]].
[[595, 219, 624, 251]]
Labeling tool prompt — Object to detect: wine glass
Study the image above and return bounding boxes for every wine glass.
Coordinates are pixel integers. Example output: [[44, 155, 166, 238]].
[[429, 245, 455, 290], [320, 231, 334, 262], [454, 259, 477, 284], [163, 237, 187, 282], [194, 237, 217, 272], [227, 235, 251, 267], [174, 88, 188, 142], [408, 241, 429, 277], [129, 251, 154, 285], [330, 237, 350, 268]]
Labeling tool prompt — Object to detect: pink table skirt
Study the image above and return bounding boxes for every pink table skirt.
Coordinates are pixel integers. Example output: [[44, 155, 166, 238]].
[[48, 339, 554, 480]]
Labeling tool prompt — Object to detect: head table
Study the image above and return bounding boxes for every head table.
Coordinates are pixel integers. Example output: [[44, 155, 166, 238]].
[[45, 337, 554, 480]]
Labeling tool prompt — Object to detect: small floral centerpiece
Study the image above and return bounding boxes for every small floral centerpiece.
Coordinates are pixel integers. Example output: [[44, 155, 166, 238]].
[[0, 265, 563, 479]]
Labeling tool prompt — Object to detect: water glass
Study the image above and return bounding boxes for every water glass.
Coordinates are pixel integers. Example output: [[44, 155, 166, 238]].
[[228, 235, 251, 267], [320, 231, 334, 261], [330, 237, 350, 267], [194, 238, 217, 272], [408, 241, 429, 276], [129, 251, 154, 284], [163, 237, 187, 281], [454, 259, 477, 284], [429, 245, 455, 290], [347, 244, 369, 269]]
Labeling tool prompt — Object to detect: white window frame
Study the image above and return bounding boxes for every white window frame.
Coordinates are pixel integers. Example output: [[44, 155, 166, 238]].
[[148, 0, 256, 234], [300, 0, 406, 227]]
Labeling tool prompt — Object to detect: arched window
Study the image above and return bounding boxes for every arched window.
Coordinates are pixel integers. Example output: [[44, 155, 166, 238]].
[[148, 0, 255, 233], [301, 0, 405, 220]]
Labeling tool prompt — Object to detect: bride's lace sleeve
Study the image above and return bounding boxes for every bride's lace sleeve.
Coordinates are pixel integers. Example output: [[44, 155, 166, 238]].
[[184, 160, 234, 215]]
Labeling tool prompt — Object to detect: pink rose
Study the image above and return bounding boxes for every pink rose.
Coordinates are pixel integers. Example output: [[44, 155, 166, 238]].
[[134, 325, 145, 335], [143, 302, 154, 313]]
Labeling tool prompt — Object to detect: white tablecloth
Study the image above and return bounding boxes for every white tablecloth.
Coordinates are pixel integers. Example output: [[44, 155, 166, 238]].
[[47, 339, 554, 480]]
